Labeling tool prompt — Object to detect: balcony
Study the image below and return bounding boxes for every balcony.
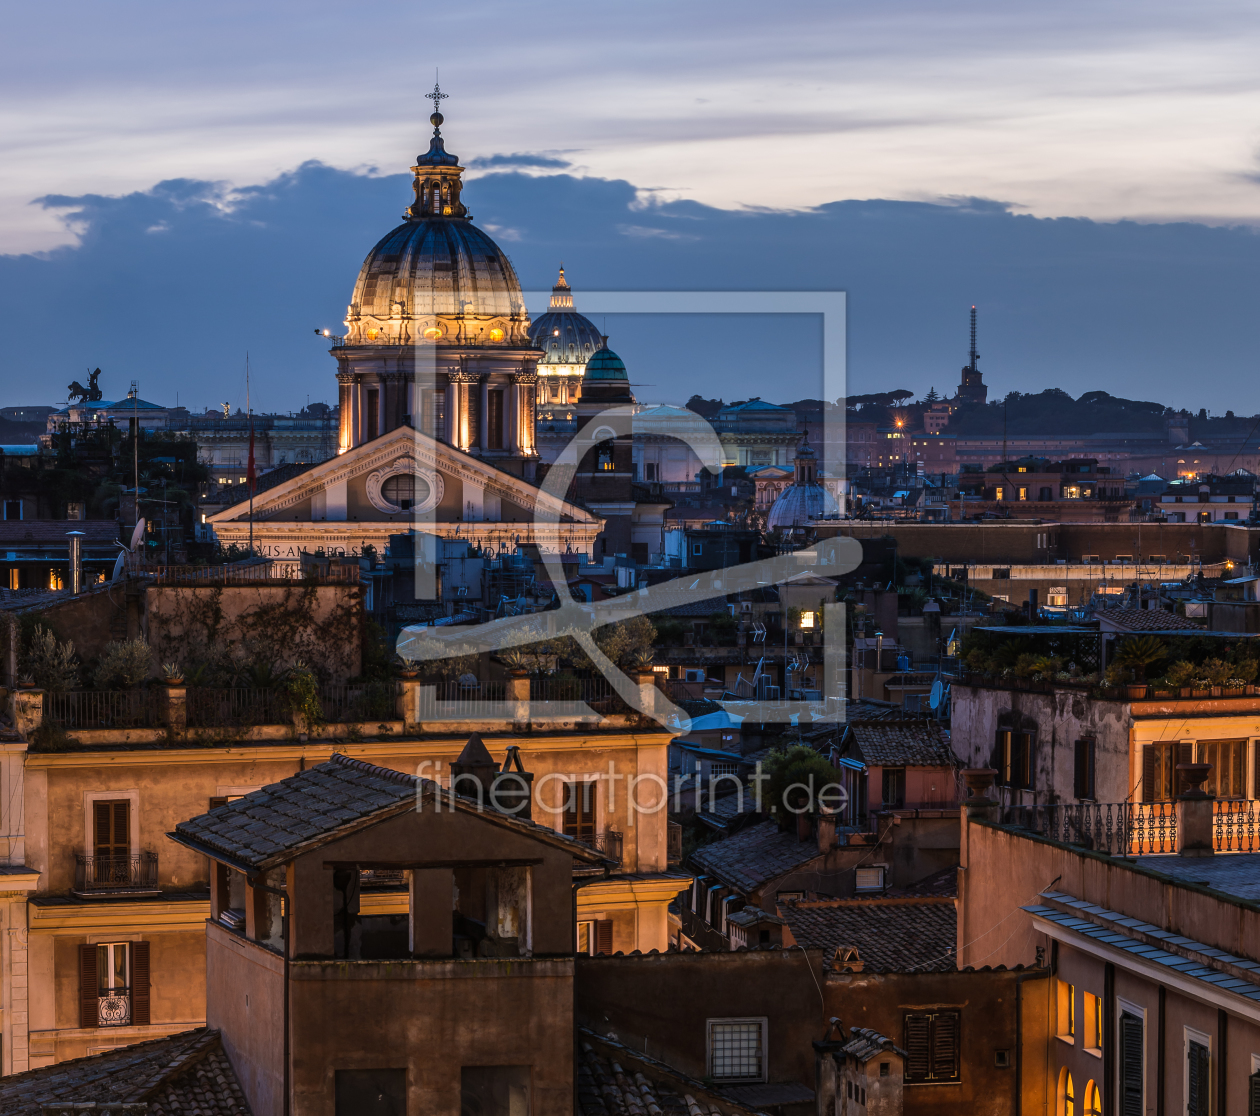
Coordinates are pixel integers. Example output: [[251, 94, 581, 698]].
[[572, 830, 624, 869], [73, 853, 160, 898], [97, 988, 132, 1027]]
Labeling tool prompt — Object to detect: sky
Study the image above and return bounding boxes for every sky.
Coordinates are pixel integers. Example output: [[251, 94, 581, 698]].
[[3, 0, 1260, 413]]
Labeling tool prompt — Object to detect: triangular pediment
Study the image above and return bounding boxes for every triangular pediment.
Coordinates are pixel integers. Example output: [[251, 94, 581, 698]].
[[208, 426, 599, 528]]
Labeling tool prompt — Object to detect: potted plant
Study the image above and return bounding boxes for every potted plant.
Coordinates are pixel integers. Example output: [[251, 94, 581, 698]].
[[1165, 660, 1196, 698], [16, 673, 35, 690], [161, 662, 184, 686], [393, 655, 420, 680], [499, 649, 530, 678], [1113, 636, 1167, 699], [1201, 657, 1232, 697]]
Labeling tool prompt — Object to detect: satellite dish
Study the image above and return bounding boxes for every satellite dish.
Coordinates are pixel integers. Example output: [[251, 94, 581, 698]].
[[129, 518, 146, 552], [110, 552, 125, 583], [929, 679, 944, 710]]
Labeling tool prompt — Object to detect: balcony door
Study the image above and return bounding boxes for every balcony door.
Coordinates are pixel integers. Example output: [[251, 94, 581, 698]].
[[563, 781, 596, 842], [94, 800, 130, 882]]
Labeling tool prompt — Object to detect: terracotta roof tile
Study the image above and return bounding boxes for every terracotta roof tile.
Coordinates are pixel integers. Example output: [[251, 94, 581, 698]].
[[0, 1028, 249, 1116], [780, 898, 957, 972], [689, 821, 825, 893], [846, 722, 956, 768], [1098, 608, 1203, 632]]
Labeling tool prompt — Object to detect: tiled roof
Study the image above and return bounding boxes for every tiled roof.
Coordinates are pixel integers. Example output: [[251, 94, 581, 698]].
[[689, 821, 825, 894], [842, 1027, 906, 1063], [886, 866, 958, 899], [846, 722, 956, 768], [648, 597, 729, 618], [0, 1028, 248, 1115], [578, 1031, 769, 1116], [171, 751, 605, 871], [252, 459, 320, 496], [1097, 608, 1203, 632], [779, 898, 957, 972], [0, 521, 119, 546], [676, 699, 724, 718]]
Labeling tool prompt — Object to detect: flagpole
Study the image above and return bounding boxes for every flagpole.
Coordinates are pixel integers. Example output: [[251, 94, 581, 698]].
[[247, 354, 254, 557]]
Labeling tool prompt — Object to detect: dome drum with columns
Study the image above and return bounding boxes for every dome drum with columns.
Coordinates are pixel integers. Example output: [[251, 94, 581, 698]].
[[332, 100, 539, 475], [766, 435, 839, 530], [527, 267, 604, 408]]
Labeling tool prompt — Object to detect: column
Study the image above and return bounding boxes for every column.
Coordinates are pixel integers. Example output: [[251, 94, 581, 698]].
[[443, 373, 456, 446], [479, 379, 490, 453], [337, 373, 354, 453], [2, 905, 29, 1074], [507, 380, 519, 454]]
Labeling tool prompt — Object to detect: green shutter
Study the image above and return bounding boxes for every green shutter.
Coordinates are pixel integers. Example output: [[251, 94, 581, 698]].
[[1120, 1012, 1143, 1116]]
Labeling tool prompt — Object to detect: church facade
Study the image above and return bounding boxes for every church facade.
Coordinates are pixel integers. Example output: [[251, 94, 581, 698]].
[[209, 105, 603, 561]]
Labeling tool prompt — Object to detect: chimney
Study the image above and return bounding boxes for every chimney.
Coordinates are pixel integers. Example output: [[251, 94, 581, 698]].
[[493, 745, 535, 820], [817, 813, 838, 853], [1176, 762, 1215, 856], [449, 733, 497, 807]]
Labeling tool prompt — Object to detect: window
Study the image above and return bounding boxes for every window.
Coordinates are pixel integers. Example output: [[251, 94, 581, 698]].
[[992, 568, 1010, 580], [3, 500, 19, 520], [1082, 1080, 1101, 1116], [1059, 1068, 1075, 1116], [365, 389, 379, 441], [708, 1018, 766, 1082], [562, 781, 596, 841], [1018, 487, 1028, 501], [1120, 1010, 1143, 1116], [335, 1069, 407, 1116], [855, 866, 885, 893], [995, 486, 1005, 501], [1187, 1038, 1210, 1116], [381, 474, 415, 511], [994, 730, 1034, 789], [94, 799, 130, 865], [1197, 739, 1245, 798], [1142, 742, 1193, 802], [693, 542, 703, 556], [576, 921, 597, 955], [487, 389, 504, 449], [1083, 993, 1102, 1055], [1073, 739, 1096, 800], [460, 1067, 529, 1116], [882, 768, 905, 809], [79, 940, 149, 1028], [903, 1010, 960, 1083], [1056, 979, 1075, 1041]]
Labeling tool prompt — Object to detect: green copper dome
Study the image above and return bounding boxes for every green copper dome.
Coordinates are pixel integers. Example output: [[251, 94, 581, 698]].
[[584, 343, 628, 381]]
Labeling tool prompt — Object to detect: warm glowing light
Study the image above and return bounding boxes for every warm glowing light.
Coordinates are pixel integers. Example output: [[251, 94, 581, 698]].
[[800, 611, 816, 629], [423, 326, 443, 340], [366, 328, 379, 340], [488, 328, 505, 342]]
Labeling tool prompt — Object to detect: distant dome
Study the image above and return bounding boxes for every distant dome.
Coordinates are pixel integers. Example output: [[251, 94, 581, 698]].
[[766, 434, 838, 528], [584, 344, 628, 382], [766, 484, 839, 530], [527, 267, 603, 367]]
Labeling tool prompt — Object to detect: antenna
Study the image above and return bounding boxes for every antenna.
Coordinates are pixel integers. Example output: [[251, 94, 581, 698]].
[[969, 306, 978, 372]]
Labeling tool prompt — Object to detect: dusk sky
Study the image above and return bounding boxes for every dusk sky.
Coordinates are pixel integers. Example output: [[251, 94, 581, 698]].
[[4, 0, 1260, 413]]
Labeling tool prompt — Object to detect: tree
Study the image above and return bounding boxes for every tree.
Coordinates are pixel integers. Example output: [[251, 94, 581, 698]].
[[924, 387, 940, 403]]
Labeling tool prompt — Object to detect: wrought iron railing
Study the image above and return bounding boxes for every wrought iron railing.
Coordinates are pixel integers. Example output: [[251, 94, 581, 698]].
[[97, 988, 132, 1026], [186, 687, 285, 728], [572, 830, 624, 864], [999, 800, 1260, 856], [529, 676, 630, 710], [46, 690, 162, 730], [75, 852, 159, 893]]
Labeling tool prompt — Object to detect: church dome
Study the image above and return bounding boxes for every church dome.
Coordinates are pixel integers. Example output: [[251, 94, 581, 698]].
[[584, 343, 628, 381], [766, 435, 838, 529], [766, 484, 839, 530], [528, 267, 603, 368], [343, 112, 529, 347]]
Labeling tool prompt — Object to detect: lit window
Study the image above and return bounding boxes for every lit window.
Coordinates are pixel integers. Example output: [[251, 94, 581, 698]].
[[1082, 1080, 1101, 1116], [1057, 979, 1075, 1041], [1059, 1068, 1075, 1116], [800, 611, 816, 629], [1019, 487, 1028, 500], [1083, 993, 1102, 1054], [995, 487, 1005, 501]]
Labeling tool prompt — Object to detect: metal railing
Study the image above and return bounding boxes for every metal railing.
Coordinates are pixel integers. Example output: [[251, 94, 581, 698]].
[[320, 683, 395, 723], [999, 800, 1260, 856], [97, 989, 132, 1027], [572, 830, 624, 864], [74, 852, 159, 893], [529, 676, 630, 709], [46, 690, 162, 730], [186, 687, 286, 728], [145, 562, 359, 585]]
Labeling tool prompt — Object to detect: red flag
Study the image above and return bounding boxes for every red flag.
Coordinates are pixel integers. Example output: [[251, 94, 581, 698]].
[[247, 416, 256, 495]]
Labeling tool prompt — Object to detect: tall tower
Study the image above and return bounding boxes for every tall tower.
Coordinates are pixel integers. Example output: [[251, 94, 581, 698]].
[[957, 305, 988, 405], [330, 85, 539, 473]]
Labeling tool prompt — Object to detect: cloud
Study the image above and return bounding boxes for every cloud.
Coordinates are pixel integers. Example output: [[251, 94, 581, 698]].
[[467, 153, 572, 170], [2, 161, 1260, 416]]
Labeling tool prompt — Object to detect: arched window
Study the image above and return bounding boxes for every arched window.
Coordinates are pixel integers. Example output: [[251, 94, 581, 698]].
[[1058, 1068, 1075, 1116], [1082, 1081, 1100, 1116], [382, 474, 415, 511]]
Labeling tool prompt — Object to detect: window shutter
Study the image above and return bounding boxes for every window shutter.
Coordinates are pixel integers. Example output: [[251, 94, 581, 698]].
[[132, 940, 151, 1026], [1178, 743, 1194, 795], [1248, 1071, 1260, 1116], [1188, 1041, 1210, 1116], [904, 1013, 930, 1082], [79, 944, 98, 1028], [1142, 745, 1156, 803], [94, 802, 111, 852], [1074, 740, 1087, 799], [930, 1011, 960, 1081], [595, 920, 613, 956], [1018, 733, 1035, 789], [992, 732, 1010, 785], [1120, 1012, 1143, 1116]]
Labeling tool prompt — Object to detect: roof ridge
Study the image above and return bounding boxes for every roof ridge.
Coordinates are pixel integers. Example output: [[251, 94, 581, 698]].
[[129, 1028, 225, 1101], [788, 896, 956, 909], [328, 752, 418, 787]]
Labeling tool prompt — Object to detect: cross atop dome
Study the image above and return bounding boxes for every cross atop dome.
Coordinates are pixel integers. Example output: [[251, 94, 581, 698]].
[[426, 79, 448, 132]]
